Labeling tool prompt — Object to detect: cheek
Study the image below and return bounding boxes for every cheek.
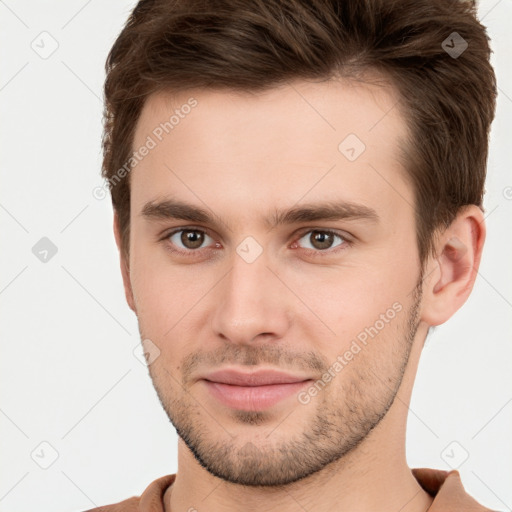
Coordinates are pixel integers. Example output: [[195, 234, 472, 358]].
[[129, 248, 179, 330], [129, 247, 216, 341], [285, 258, 415, 350]]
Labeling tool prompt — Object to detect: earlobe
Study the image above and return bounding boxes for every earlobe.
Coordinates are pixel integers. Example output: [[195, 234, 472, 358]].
[[113, 211, 137, 313], [421, 206, 485, 326]]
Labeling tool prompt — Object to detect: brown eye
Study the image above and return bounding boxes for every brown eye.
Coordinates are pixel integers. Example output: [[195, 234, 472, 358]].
[[180, 230, 205, 249], [167, 229, 214, 251], [296, 230, 345, 251], [311, 231, 334, 250]]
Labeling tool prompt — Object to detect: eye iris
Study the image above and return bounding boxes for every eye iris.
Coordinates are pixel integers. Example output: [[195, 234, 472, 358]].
[[311, 231, 334, 250], [181, 230, 204, 249]]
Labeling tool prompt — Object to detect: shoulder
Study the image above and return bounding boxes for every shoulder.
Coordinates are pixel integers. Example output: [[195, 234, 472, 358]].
[[79, 474, 176, 512], [413, 468, 497, 511]]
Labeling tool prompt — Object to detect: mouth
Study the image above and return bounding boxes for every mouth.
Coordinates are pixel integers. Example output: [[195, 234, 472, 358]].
[[200, 368, 313, 411]]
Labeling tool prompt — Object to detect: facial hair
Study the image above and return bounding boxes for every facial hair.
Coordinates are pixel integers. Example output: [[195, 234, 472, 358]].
[[144, 281, 422, 487]]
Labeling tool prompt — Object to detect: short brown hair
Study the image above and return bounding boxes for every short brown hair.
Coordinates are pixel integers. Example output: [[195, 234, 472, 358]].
[[102, 0, 497, 263]]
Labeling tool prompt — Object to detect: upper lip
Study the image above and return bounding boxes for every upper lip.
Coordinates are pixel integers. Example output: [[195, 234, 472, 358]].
[[202, 368, 312, 386]]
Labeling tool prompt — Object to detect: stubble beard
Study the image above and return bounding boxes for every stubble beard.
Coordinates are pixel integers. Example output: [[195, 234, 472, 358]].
[[145, 283, 422, 487]]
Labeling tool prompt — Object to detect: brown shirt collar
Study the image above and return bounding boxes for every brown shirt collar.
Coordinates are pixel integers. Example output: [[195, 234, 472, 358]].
[[85, 467, 494, 511]]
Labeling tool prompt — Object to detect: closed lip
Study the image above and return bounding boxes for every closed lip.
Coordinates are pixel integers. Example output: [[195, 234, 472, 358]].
[[201, 368, 312, 386]]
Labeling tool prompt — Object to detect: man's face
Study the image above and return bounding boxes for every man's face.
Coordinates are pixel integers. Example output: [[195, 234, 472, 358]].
[[124, 78, 424, 486]]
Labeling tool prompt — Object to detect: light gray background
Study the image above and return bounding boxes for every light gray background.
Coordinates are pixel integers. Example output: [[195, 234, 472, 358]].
[[1, 1, 511, 511]]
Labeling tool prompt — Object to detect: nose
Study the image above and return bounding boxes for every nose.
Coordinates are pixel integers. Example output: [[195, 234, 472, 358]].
[[210, 248, 291, 346]]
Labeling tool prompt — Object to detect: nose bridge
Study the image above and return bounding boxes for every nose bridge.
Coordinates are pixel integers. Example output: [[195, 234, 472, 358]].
[[210, 245, 289, 343]]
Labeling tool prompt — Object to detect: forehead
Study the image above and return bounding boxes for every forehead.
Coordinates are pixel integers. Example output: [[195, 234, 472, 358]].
[[130, 77, 412, 224]]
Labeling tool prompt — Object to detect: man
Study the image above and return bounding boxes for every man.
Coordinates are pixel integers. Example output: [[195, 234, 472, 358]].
[[88, 0, 497, 510]]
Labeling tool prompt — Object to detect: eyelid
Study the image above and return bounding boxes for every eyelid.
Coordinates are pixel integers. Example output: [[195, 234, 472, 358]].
[[160, 225, 214, 240], [293, 226, 353, 243]]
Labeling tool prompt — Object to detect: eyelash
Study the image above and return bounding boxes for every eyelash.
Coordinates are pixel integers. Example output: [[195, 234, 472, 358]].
[[159, 226, 352, 259]]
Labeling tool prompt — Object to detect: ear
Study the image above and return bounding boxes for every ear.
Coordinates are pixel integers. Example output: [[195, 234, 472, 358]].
[[113, 210, 136, 313], [420, 205, 485, 326]]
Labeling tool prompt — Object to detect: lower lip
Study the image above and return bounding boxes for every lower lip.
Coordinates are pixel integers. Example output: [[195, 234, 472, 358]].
[[203, 380, 311, 411]]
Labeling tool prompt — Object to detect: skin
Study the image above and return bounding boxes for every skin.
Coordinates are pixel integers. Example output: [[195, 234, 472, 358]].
[[114, 76, 485, 512]]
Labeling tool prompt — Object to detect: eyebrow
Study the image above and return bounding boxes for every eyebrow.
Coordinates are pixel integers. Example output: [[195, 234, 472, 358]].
[[140, 198, 379, 231]]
